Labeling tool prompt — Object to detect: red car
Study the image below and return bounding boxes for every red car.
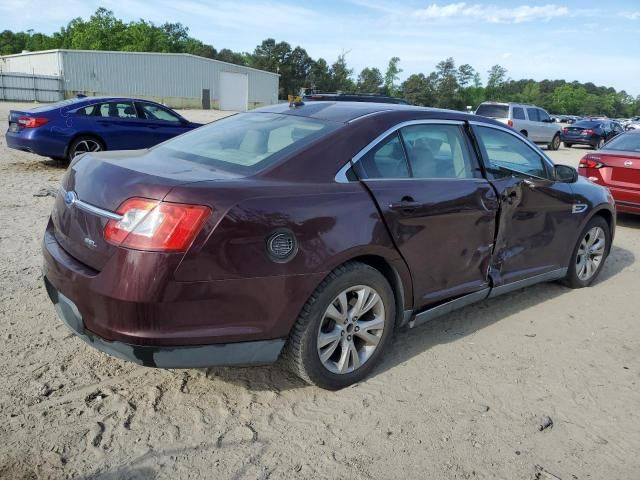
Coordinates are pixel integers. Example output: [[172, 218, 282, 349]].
[[579, 131, 640, 215]]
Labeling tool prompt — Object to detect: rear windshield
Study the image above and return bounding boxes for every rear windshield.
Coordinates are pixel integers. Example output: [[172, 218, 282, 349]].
[[156, 113, 339, 174], [602, 133, 640, 152], [475, 104, 509, 119], [572, 120, 601, 128]]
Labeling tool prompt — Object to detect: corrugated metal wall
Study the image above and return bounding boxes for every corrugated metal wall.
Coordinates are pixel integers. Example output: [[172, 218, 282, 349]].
[[0, 50, 278, 109], [0, 72, 63, 102]]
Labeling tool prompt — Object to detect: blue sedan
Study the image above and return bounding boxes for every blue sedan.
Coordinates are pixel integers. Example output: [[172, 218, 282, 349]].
[[6, 96, 202, 161]]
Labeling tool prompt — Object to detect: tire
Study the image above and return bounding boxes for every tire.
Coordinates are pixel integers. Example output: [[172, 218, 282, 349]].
[[564, 143, 572, 148], [562, 216, 610, 289], [520, 130, 528, 137], [67, 135, 104, 162], [594, 138, 605, 150], [283, 262, 395, 390], [548, 133, 561, 151]]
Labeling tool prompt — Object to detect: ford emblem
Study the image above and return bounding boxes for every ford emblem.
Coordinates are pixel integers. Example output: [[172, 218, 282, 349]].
[[63, 191, 78, 207]]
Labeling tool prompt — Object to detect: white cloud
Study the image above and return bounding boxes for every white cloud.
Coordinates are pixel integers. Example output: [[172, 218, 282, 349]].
[[415, 2, 569, 24]]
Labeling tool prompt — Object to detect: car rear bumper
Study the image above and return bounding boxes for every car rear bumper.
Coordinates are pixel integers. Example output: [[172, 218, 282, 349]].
[[6, 129, 68, 158], [579, 168, 640, 215], [44, 276, 285, 367], [561, 135, 598, 146], [42, 218, 327, 366]]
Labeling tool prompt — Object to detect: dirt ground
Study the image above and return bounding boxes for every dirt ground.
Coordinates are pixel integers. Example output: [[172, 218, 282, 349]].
[[0, 101, 638, 480]]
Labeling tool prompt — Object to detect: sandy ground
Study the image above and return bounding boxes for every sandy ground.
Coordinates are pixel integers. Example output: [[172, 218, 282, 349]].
[[0, 101, 639, 480]]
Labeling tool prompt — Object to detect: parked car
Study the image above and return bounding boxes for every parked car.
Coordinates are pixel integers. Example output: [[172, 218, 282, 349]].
[[43, 102, 615, 389], [579, 130, 640, 215], [561, 120, 624, 149], [303, 92, 410, 104], [6, 96, 202, 162], [475, 102, 562, 150]]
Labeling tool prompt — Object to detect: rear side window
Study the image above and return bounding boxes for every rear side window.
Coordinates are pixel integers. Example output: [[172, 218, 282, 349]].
[[475, 104, 508, 119], [359, 132, 410, 179], [400, 124, 479, 179], [158, 113, 339, 173], [526, 108, 539, 122], [97, 102, 137, 119], [475, 126, 548, 179], [512, 107, 525, 120]]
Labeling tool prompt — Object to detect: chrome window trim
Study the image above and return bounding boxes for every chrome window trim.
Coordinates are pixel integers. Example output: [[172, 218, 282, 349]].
[[468, 120, 556, 176], [58, 188, 124, 221], [335, 119, 466, 183]]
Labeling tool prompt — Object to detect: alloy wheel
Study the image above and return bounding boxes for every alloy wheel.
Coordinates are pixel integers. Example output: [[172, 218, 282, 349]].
[[72, 139, 101, 158], [317, 285, 385, 374], [576, 226, 606, 281]]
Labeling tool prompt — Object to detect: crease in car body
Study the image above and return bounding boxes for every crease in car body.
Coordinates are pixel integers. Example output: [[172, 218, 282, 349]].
[[39, 102, 617, 389]]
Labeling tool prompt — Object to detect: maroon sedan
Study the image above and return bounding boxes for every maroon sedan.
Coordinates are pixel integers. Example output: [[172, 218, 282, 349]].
[[43, 102, 615, 389], [579, 130, 640, 215]]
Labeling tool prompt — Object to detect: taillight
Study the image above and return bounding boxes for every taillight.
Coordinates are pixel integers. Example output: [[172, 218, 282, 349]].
[[579, 156, 604, 169], [583, 129, 594, 135], [17, 116, 48, 129], [562, 127, 568, 133], [104, 198, 211, 252], [507, 119, 513, 128]]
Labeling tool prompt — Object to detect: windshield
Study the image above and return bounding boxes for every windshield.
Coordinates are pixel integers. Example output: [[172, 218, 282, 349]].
[[475, 104, 509, 119], [602, 133, 640, 152], [156, 112, 339, 174]]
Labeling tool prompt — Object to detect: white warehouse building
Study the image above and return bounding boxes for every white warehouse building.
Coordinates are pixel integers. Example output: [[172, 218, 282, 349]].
[[0, 49, 279, 110]]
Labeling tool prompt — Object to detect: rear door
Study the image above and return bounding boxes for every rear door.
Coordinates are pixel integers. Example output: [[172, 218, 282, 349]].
[[471, 123, 577, 287], [136, 101, 193, 144], [525, 107, 542, 142], [355, 120, 499, 309], [87, 101, 152, 150]]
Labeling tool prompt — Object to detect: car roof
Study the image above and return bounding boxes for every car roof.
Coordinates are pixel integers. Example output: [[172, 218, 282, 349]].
[[254, 101, 476, 124]]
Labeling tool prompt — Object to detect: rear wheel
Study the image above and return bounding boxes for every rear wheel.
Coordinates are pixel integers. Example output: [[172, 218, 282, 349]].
[[520, 130, 528, 137], [67, 136, 104, 162], [562, 216, 610, 288], [283, 262, 395, 390], [548, 133, 561, 151], [564, 142, 572, 148]]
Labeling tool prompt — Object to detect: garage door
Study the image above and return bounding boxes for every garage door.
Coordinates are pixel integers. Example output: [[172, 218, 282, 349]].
[[219, 72, 249, 111]]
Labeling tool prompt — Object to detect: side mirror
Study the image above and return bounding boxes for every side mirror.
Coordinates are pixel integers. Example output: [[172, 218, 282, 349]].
[[554, 164, 578, 183]]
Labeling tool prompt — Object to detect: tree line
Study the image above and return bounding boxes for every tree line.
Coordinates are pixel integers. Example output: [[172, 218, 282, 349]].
[[2, 8, 639, 117]]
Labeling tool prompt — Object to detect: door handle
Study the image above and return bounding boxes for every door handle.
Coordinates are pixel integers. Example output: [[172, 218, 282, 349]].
[[389, 197, 422, 211]]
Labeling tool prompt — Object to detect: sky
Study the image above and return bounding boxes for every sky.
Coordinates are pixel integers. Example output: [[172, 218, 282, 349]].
[[1, 0, 640, 94]]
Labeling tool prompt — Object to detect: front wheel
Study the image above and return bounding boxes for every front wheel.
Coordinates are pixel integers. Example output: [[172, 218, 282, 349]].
[[548, 133, 561, 151], [283, 262, 395, 389], [562, 216, 610, 288]]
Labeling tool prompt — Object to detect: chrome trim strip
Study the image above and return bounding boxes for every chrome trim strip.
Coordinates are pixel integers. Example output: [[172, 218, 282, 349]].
[[334, 119, 466, 183], [59, 188, 123, 221]]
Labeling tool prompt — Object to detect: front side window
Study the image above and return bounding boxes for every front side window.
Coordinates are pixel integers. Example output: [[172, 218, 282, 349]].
[[359, 132, 410, 179], [158, 112, 339, 173], [537, 109, 550, 122], [475, 126, 548, 179], [140, 103, 182, 123], [526, 108, 539, 122], [97, 102, 137, 119], [400, 124, 479, 179]]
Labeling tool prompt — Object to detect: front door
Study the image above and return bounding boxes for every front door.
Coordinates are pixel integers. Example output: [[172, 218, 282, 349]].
[[356, 121, 499, 310], [472, 124, 576, 287]]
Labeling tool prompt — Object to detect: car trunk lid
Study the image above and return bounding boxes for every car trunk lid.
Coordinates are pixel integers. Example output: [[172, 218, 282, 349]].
[[598, 151, 640, 189], [52, 149, 241, 271]]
